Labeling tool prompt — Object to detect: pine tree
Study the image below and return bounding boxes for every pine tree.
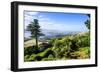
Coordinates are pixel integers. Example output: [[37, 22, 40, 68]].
[[27, 19, 44, 48]]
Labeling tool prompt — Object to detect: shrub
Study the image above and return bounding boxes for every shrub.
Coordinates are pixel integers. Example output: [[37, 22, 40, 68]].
[[47, 54, 55, 60], [24, 32, 90, 61], [34, 56, 42, 61], [42, 54, 55, 61], [24, 46, 39, 56], [24, 54, 36, 61], [24, 55, 30, 62]]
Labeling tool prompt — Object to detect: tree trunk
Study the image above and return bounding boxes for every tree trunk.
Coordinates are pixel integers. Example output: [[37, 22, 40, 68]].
[[36, 36, 38, 48]]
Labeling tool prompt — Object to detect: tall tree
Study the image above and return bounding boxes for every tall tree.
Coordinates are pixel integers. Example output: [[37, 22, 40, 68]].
[[27, 19, 44, 48], [85, 14, 90, 30]]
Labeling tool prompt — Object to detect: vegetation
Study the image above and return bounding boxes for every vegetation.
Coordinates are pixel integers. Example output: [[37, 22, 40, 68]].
[[85, 14, 90, 30], [26, 19, 44, 48], [24, 15, 90, 62], [24, 32, 90, 62]]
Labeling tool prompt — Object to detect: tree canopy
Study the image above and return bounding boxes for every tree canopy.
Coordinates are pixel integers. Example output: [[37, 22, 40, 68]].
[[85, 14, 90, 30]]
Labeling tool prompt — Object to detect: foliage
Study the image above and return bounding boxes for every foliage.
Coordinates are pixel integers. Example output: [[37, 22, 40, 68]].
[[24, 32, 90, 62], [85, 20, 90, 30], [85, 14, 90, 30], [24, 14, 91, 62], [26, 19, 44, 48]]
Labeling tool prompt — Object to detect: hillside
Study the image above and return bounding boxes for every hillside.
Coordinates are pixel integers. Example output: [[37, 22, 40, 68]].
[[24, 39, 43, 48], [24, 32, 90, 62]]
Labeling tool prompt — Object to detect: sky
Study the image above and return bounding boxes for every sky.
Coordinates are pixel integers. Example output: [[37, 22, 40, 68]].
[[24, 11, 89, 32]]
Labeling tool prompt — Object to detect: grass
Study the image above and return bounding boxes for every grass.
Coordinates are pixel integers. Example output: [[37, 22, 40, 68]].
[[24, 38, 42, 48]]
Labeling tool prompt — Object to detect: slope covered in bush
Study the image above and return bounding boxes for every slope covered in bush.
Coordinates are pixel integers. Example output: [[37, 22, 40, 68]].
[[24, 32, 90, 62]]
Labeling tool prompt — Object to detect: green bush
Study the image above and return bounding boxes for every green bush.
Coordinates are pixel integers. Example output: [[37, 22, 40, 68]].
[[24, 55, 30, 62], [24, 46, 39, 56], [24, 54, 36, 61], [42, 54, 55, 61], [24, 32, 90, 61]]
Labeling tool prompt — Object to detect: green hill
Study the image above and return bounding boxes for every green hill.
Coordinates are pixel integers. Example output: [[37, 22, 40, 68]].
[[24, 32, 90, 62]]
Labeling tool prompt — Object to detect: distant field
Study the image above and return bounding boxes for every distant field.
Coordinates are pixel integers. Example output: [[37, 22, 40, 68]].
[[24, 39, 42, 48]]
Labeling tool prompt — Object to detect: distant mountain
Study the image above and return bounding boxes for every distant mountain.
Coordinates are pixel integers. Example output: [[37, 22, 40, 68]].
[[24, 29, 81, 40]]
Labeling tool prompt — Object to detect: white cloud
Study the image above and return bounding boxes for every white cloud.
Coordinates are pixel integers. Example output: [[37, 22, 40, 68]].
[[25, 11, 39, 20], [24, 11, 39, 29], [25, 11, 39, 16], [39, 15, 43, 18], [39, 21, 87, 32], [24, 11, 87, 32], [24, 11, 53, 29], [39, 18, 50, 22]]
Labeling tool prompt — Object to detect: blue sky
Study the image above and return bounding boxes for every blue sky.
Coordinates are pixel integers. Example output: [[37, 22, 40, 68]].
[[24, 11, 89, 32]]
